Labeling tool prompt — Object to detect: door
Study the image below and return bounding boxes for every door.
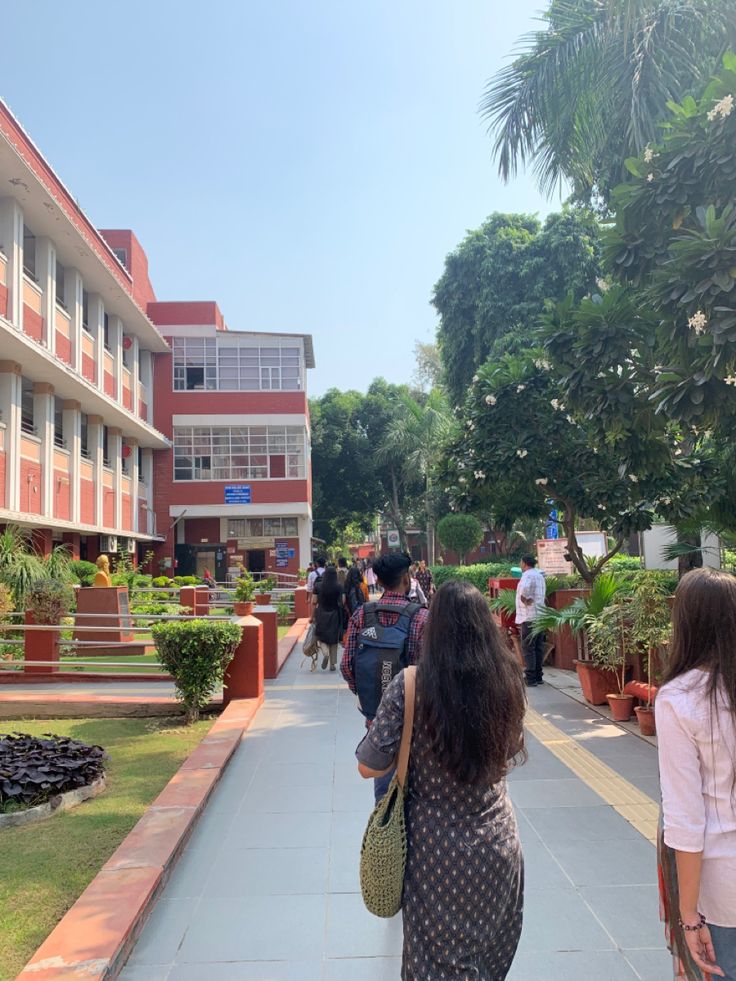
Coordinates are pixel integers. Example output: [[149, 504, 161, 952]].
[[247, 549, 266, 574], [175, 544, 196, 576], [195, 549, 217, 580]]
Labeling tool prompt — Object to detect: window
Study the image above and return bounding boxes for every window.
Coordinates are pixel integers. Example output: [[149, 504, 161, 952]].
[[112, 247, 128, 270], [171, 338, 302, 391], [80, 413, 90, 459], [20, 378, 35, 435], [53, 398, 65, 448], [102, 426, 110, 468], [137, 446, 144, 482], [227, 517, 298, 538], [55, 259, 66, 308], [174, 426, 306, 481], [82, 291, 90, 331], [103, 313, 111, 352], [22, 226, 36, 281]]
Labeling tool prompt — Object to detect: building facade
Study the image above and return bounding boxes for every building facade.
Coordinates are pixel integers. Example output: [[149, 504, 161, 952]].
[[149, 302, 314, 580], [0, 99, 315, 573]]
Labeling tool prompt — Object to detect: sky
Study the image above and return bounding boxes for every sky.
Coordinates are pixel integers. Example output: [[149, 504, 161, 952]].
[[3, 0, 558, 396]]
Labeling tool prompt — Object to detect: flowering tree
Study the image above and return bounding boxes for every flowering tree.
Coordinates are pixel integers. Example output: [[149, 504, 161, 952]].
[[441, 350, 677, 583]]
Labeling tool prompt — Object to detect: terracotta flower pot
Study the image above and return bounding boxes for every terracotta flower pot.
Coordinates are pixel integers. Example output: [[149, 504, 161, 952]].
[[634, 705, 656, 736], [607, 693, 635, 722], [255, 593, 271, 606], [234, 601, 254, 616], [574, 660, 620, 705]]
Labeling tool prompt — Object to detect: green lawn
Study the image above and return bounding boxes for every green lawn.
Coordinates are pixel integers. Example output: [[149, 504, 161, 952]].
[[0, 716, 212, 980], [278, 624, 290, 640]]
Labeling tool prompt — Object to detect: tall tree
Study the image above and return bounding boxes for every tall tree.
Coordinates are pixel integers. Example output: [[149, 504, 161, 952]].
[[376, 389, 452, 563], [432, 209, 600, 404], [482, 0, 735, 204]]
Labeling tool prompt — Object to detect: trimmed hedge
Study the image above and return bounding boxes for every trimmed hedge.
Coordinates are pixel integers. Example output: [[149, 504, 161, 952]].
[[430, 563, 515, 592], [151, 619, 241, 723]]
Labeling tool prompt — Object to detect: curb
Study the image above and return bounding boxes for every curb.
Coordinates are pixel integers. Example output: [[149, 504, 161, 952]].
[[16, 694, 264, 980], [274, 618, 309, 675]]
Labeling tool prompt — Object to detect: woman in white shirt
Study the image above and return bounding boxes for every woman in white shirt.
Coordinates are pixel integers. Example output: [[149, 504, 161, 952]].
[[657, 567, 736, 979]]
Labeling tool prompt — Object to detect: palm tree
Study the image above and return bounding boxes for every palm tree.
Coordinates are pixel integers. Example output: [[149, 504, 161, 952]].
[[482, 0, 735, 203], [377, 391, 452, 563]]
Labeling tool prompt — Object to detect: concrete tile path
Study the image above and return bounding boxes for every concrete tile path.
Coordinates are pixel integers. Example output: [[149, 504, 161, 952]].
[[120, 648, 671, 980]]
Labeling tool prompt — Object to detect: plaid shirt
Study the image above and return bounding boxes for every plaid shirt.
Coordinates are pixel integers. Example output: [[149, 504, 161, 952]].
[[416, 567, 434, 595], [340, 590, 428, 695]]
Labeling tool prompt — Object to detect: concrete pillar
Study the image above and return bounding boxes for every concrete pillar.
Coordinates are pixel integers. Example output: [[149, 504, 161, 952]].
[[87, 294, 104, 390], [254, 606, 279, 679], [35, 237, 56, 353], [0, 361, 21, 511], [126, 437, 139, 530], [0, 197, 24, 329], [294, 587, 311, 620], [108, 426, 123, 530], [223, 617, 264, 704], [141, 447, 154, 535], [109, 314, 123, 403], [62, 532, 80, 560], [64, 268, 83, 375], [130, 335, 141, 415], [298, 516, 311, 569], [33, 382, 55, 517], [87, 414, 104, 526], [62, 399, 81, 523], [139, 350, 153, 422]]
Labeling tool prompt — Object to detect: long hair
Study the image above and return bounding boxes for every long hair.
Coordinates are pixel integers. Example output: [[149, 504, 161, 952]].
[[344, 566, 364, 594], [317, 566, 342, 610], [663, 567, 736, 720], [417, 579, 527, 785]]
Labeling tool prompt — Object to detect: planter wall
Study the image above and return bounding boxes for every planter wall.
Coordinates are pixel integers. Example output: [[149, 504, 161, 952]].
[[547, 589, 589, 671], [574, 659, 621, 706]]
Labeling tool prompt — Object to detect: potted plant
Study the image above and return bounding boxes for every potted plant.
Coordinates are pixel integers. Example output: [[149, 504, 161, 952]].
[[233, 572, 256, 616], [587, 603, 634, 721], [532, 573, 623, 703], [628, 576, 671, 735], [297, 568, 308, 586], [255, 573, 277, 605]]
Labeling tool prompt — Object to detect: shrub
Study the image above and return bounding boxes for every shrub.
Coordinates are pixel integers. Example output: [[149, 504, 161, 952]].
[[0, 733, 106, 812], [260, 574, 278, 592], [173, 575, 200, 586], [234, 571, 256, 602], [437, 514, 484, 565], [430, 562, 514, 593], [151, 620, 241, 723], [0, 584, 13, 618], [152, 576, 173, 588], [276, 599, 292, 623], [27, 580, 74, 624], [606, 554, 643, 571], [69, 560, 98, 587]]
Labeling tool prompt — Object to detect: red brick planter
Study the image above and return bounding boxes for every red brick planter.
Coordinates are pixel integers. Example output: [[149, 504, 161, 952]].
[[574, 659, 620, 706], [24, 610, 59, 674]]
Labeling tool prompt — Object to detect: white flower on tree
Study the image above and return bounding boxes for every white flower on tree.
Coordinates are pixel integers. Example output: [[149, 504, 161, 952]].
[[534, 477, 548, 486], [516, 449, 528, 459], [628, 474, 639, 483], [707, 94, 734, 122], [474, 470, 486, 481], [485, 394, 497, 405], [688, 310, 708, 334], [516, 384, 526, 392], [643, 146, 657, 163], [550, 398, 565, 411], [725, 375, 736, 387]]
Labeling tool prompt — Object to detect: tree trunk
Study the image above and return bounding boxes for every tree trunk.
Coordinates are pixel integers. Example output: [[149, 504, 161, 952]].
[[561, 505, 624, 583], [389, 469, 409, 553], [676, 526, 703, 579], [426, 477, 435, 566]]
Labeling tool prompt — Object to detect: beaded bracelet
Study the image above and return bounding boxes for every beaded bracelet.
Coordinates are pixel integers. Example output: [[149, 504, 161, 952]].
[[679, 913, 706, 932]]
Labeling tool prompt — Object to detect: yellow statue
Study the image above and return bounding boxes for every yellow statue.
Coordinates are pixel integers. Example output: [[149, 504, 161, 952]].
[[93, 555, 112, 588]]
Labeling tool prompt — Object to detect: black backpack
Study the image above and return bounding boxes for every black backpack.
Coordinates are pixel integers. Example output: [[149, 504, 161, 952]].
[[354, 601, 421, 720]]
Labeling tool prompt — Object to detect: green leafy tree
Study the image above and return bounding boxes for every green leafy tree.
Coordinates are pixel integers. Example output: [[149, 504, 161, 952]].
[[412, 341, 444, 392], [482, 0, 736, 204], [437, 514, 484, 566], [310, 388, 382, 544], [432, 209, 600, 403], [376, 389, 452, 563]]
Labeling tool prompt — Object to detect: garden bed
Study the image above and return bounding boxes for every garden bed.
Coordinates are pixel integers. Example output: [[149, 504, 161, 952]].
[[0, 716, 211, 980]]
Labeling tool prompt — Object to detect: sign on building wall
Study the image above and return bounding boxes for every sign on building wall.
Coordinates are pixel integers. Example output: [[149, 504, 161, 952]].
[[275, 540, 289, 568], [224, 485, 252, 504], [387, 530, 400, 548]]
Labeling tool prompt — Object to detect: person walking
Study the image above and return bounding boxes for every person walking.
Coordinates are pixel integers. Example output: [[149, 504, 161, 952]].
[[516, 553, 546, 687], [365, 560, 377, 595], [342, 552, 429, 801], [307, 556, 326, 598], [657, 567, 736, 980], [415, 559, 434, 600], [344, 565, 367, 617], [310, 565, 344, 671], [337, 556, 349, 587], [356, 580, 527, 979]]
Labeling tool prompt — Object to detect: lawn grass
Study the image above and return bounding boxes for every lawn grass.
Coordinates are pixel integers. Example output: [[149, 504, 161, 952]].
[[0, 716, 212, 980], [278, 624, 290, 640], [60, 652, 161, 674]]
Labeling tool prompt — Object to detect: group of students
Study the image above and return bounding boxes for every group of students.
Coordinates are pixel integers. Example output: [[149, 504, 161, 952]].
[[303, 549, 736, 980]]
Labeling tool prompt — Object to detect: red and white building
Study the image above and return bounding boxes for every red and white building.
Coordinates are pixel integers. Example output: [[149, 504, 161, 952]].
[[0, 99, 315, 573]]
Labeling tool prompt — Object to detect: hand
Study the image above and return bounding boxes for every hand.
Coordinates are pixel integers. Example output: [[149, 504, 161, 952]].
[[682, 923, 724, 977]]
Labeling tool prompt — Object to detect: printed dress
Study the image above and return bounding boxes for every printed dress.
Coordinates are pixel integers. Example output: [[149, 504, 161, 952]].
[[356, 671, 524, 980]]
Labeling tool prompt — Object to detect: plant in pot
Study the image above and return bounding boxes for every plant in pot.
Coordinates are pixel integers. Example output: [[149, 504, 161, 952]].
[[255, 574, 277, 605], [27, 579, 74, 624], [531, 572, 623, 704], [586, 602, 634, 721], [297, 568, 308, 586], [628, 576, 671, 735], [233, 572, 256, 615]]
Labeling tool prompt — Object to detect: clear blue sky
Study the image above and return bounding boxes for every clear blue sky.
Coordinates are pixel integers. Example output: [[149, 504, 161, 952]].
[[3, 0, 557, 396]]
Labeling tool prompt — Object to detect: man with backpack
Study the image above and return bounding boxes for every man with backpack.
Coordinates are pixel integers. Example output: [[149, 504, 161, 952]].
[[341, 552, 429, 801], [306, 556, 326, 597]]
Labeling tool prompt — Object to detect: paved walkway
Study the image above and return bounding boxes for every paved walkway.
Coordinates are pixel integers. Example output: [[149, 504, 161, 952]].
[[120, 648, 671, 980]]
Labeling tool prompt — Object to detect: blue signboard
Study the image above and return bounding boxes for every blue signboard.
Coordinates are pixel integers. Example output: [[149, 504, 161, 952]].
[[275, 540, 289, 568], [224, 485, 251, 504], [545, 521, 559, 540]]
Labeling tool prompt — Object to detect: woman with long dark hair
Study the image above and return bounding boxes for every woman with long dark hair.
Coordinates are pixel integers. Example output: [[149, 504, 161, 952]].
[[355, 579, 527, 979], [310, 565, 345, 671], [657, 567, 736, 979], [344, 565, 367, 616]]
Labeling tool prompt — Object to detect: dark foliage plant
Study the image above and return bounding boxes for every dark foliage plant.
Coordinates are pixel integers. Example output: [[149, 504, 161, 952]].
[[0, 733, 106, 812], [151, 620, 241, 723], [69, 560, 98, 587], [27, 580, 74, 624]]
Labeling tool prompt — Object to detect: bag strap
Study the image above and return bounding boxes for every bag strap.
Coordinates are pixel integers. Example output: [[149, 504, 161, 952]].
[[396, 666, 416, 790]]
